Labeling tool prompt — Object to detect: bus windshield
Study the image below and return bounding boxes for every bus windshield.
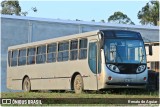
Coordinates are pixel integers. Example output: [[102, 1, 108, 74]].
[[104, 39, 146, 64]]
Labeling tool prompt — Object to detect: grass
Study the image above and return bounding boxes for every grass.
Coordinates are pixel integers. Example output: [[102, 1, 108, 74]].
[[1, 89, 159, 106], [2, 89, 159, 98]]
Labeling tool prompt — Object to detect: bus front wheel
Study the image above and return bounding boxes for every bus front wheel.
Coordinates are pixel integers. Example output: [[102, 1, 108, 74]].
[[23, 77, 31, 92], [74, 74, 83, 94]]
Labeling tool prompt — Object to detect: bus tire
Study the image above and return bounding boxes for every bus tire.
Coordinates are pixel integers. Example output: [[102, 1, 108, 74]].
[[23, 77, 31, 92], [74, 74, 83, 94], [156, 72, 159, 90]]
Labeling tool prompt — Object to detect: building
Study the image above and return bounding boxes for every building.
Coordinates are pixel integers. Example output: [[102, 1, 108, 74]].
[[145, 42, 159, 72], [1, 15, 159, 92]]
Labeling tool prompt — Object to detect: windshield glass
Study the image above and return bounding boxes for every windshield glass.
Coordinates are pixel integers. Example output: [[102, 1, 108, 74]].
[[104, 39, 146, 64]]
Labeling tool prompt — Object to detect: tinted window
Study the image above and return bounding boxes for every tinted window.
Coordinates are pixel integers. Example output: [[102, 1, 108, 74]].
[[115, 31, 140, 38], [79, 39, 87, 48], [58, 41, 69, 61], [27, 47, 36, 65], [103, 31, 114, 37], [18, 49, 26, 66], [70, 50, 78, 60], [36, 45, 46, 64], [70, 40, 78, 60], [47, 53, 56, 62], [8, 51, 11, 66], [59, 42, 69, 51], [47, 43, 57, 53], [70, 40, 78, 50], [47, 43, 57, 63], [102, 31, 141, 39], [58, 51, 69, 61], [28, 48, 35, 56], [18, 57, 26, 66], [88, 42, 97, 74], [19, 49, 26, 57], [11, 50, 18, 66], [12, 50, 18, 58], [37, 45, 46, 54], [79, 38, 87, 59]]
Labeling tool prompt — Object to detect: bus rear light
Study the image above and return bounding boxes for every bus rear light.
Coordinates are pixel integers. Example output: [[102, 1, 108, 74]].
[[143, 77, 147, 81], [108, 76, 112, 80]]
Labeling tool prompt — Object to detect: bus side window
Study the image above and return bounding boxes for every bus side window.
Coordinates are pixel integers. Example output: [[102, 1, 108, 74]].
[[88, 42, 97, 74], [18, 48, 26, 66], [27, 47, 36, 65], [11, 50, 18, 66], [79, 38, 87, 59], [58, 41, 69, 61], [47, 43, 57, 63], [70, 40, 78, 60], [36, 45, 46, 64], [8, 51, 11, 67]]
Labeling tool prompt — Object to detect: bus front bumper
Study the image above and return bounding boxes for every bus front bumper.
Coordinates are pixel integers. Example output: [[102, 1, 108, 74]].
[[105, 82, 147, 89]]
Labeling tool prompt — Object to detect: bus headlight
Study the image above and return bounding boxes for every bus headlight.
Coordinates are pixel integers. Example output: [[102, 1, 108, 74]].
[[136, 65, 146, 73], [107, 64, 120, 73]]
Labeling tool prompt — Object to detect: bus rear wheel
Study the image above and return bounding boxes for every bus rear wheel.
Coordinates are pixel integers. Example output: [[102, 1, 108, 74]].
[[23, 77, 31, 92], [74, 74, 83, 94]]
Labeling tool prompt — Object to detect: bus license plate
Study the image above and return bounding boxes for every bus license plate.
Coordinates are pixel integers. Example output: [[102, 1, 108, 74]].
[[124, 79, 132, 83]]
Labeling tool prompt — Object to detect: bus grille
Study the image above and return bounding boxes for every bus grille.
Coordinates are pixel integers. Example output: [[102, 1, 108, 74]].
[[117, 64, 139, 74]]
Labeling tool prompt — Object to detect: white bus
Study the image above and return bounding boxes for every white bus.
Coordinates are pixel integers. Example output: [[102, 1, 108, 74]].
[[7, 30, 152, 93]]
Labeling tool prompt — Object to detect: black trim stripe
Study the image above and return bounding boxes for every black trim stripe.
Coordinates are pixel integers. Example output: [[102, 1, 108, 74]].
[[82, 76, 89, 78], [106, 82, 146, 86], [12, 79, 22, 81], [12, 76, 71, 81], [30, 76, 71, 80], [12, 75, 90, 81]]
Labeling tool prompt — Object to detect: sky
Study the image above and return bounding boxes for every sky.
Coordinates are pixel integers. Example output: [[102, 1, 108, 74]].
[[19, 0, 149, 25]]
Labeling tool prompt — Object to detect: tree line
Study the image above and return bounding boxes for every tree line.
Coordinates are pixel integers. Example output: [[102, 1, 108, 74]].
[[1, 0, 37, 16], [1, 0, 159, 26]]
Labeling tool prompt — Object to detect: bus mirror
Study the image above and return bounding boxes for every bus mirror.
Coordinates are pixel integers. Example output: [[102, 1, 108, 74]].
[[99, 31, 104, 49], [149, 44, 152, 56], [100, 39, 104, 49]]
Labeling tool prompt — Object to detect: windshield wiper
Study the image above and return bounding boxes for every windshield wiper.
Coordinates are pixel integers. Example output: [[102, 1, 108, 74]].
[[139, 54, 144, 64], [115, 45, 123, 63]]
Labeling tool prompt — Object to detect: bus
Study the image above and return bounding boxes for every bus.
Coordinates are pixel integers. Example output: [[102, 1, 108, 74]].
[[7, 30, 152, 93]]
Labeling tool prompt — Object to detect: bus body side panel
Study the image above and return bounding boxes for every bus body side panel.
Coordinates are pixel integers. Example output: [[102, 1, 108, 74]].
[[6, 34, 100, 91], [7, 58, 98, 91], [6, 30, 149, 91], [7, 67, 24, 90]]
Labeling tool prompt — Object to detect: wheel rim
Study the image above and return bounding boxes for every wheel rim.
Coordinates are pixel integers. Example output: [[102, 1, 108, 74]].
[[24, 81, 29, 91], [74, 75, 83, 93], [23, 78, 30, 91], [75, 78, 82, 90]]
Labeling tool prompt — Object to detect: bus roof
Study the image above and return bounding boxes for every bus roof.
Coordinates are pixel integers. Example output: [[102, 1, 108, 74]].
[[8, 30, 144, 50], [8, 30, 100, 50]]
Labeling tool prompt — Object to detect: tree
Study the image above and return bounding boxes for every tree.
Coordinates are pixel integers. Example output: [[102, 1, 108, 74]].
[[137, 1, 159, 26], [21, 7, 37, 16], [91, 19, 95, 22], [100, 19, 105, 23], [1, 0, 21, 15], [1, 0, 37, 16], [108, 11, 135, 25], [76, 19, 81, 21]]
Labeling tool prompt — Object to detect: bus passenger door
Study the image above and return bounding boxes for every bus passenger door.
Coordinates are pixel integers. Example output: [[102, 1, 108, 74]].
[[88, 40, 99, 90]]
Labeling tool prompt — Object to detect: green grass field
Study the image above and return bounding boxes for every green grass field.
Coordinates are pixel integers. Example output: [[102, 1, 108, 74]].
[[1, 90, 159, 98], [1, 89, 159, 106]]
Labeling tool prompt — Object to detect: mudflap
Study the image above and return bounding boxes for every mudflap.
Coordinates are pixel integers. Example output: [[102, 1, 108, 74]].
[[146, 70, 159, 91]]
